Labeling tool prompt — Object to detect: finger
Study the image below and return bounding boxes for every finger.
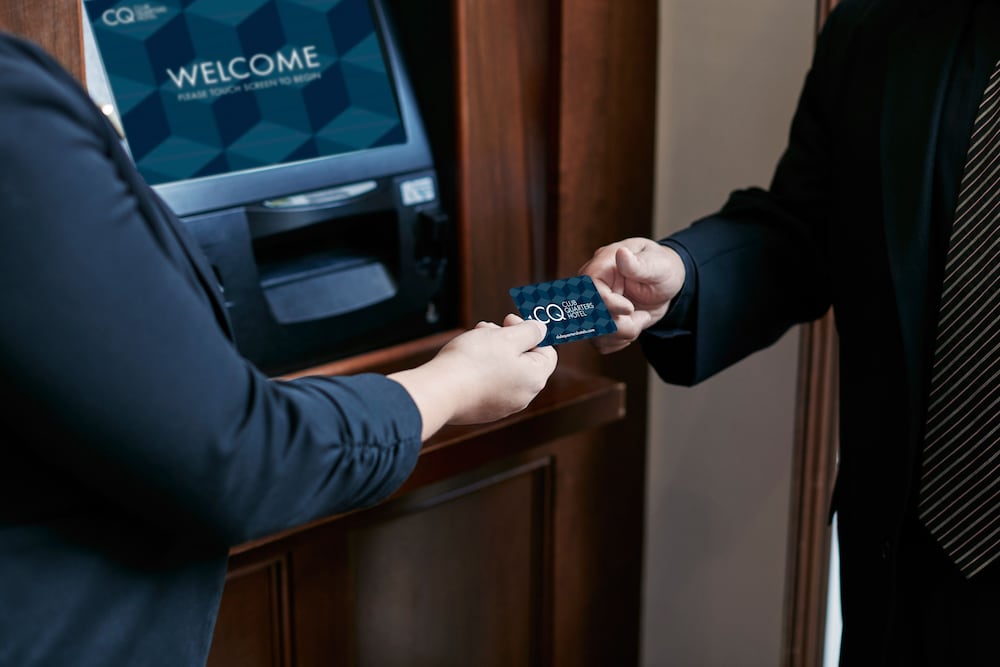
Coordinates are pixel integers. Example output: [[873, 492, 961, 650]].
[[630, 309, 654, 331], [594, 279, 635, 317], [593, 319, 642, 351], [475, 320, 501, 329], [600, 289, 636, 317], [501, 318, 547, 349], [613, 312, 646, 341], [503, 312, 525, 326]]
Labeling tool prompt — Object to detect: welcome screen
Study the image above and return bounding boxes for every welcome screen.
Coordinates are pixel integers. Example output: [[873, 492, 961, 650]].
[[85, 0, 405, 185]]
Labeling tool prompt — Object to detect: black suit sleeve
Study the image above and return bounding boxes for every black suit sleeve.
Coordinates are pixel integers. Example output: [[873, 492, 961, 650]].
[[640, 2, 862, 386], [0, 36, 422, 546]]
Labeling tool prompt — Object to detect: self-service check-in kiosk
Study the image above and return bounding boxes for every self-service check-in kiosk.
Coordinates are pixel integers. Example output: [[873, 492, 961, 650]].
[[83, 0, 452, 374]]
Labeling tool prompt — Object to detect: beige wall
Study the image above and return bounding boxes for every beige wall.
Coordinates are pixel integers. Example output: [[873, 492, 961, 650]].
[[642, 1, 815, 665]]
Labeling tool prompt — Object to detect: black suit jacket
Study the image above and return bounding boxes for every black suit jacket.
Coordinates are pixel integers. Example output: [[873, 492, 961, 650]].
[[642, 0, 974, 661], [0, 34, 422, 666]]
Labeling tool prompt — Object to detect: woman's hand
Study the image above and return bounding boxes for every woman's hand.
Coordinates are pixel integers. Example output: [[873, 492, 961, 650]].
[[389, 314, 558, 440]]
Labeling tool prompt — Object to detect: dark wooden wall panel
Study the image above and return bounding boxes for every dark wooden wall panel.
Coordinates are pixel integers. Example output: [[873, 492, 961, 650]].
[[352, 460, 552, 667], [208, 557, 292, 667], [283, 529, 355, 666], [549, 426, 644, 666], [214, 457, 556, 666], [555, 0, 658, 277], [0, 0, 83, 79], [454, 0, 551, 322]]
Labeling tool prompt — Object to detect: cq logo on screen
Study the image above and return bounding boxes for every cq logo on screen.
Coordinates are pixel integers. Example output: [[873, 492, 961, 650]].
[[102, 7, 136, 26]]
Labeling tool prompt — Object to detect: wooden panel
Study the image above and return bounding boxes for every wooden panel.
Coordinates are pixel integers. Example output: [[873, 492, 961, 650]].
[[0, 0, 83, 80], [217, 457, 556, 667], [208, 556, 293, 667], [282, 524, 354, 666], [783, 313, 839, 667], [454, 0, 552, 323], [352, 459, 553, 666], [212, 419, 643, 667], [554, 0, 658, 280]]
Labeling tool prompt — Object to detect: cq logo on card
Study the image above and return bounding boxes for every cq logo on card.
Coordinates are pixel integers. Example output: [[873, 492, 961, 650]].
[[530, 304, 566, 324], [102, 7, 136, 25]]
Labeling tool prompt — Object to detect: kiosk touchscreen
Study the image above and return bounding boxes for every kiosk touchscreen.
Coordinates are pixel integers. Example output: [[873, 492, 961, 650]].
[[83, 0, 452, 374]]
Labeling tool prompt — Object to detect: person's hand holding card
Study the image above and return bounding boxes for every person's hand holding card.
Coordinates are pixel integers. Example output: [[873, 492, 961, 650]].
[[577, 238, 686, 354], [390, 314, 557, 439]]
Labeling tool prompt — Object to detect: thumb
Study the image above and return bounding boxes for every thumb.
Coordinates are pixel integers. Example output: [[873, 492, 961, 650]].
[[615, 246, 661, 284], [502, 318, 547, 350]]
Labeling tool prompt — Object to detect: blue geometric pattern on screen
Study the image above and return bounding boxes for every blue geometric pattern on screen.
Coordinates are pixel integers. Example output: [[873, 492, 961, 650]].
[[85, 0, 405, 185]]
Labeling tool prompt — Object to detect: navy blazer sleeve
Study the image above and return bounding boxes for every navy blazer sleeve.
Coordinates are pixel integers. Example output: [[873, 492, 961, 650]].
[[0, 35, 422, 546], [640, 2, 864, 386]]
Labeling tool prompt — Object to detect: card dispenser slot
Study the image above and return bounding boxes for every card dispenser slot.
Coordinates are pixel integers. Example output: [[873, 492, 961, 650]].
[[251, 208, 400, 325], [260, 257, 397, 324]]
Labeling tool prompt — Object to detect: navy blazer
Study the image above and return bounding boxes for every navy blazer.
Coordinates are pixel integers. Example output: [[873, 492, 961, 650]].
[[0, 33, 422, 666], [641, 0, 976, 662]]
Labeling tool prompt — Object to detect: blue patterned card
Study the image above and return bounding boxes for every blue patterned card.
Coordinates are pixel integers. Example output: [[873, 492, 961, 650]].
[[509, 275, 618, 347]]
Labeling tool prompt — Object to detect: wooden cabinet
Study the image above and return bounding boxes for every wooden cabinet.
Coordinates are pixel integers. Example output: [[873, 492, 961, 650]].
[[1, 0, 657, 664], [209, 365, 631, 666]]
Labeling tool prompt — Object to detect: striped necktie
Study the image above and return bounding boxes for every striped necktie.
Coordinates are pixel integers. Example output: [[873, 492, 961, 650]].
[[919, 60, 1000, 579]]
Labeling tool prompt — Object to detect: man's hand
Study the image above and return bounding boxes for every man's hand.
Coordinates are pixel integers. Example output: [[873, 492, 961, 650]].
[[578, 237, 686, 354]]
